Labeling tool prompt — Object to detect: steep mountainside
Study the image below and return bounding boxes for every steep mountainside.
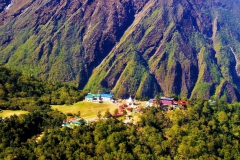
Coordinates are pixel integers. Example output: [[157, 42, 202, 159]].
[[0, 0, 147, 86], [0, 0, 240, 101]]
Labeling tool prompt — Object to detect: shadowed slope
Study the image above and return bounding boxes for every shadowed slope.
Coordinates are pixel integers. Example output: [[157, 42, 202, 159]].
[[0, 0, 240, 101]]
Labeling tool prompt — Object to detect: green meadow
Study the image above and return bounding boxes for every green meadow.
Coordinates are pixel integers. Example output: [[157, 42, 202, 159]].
[[0, 110, 29, 118], [52, 101, 119, 119]]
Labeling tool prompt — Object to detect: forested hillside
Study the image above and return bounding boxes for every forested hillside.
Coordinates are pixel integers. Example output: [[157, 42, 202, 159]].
[[0, 66, 86, 111], [0, 66, 239, 159], [0, 99, 239, 159]]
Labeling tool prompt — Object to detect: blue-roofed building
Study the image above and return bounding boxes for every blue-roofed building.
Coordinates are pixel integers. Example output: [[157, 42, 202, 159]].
[[85, 93, 114, 102], [100, 93, 114, 101], [85, 93, 101, 102]]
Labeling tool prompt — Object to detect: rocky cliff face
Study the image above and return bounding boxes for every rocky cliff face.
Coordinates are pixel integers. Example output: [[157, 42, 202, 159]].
[[0, 0, 240, 102], [0, 0, 147, 86]]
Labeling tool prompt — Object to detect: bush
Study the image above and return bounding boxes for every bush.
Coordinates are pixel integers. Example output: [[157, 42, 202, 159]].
[[66, 113, 74, 116]]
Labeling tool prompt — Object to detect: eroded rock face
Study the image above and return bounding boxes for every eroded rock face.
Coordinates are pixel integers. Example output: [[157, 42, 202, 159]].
[[0, 0, 11, 12], [0, 0, 240, 101], [0, 0, 144, 87], [85, 0, 240, 101]]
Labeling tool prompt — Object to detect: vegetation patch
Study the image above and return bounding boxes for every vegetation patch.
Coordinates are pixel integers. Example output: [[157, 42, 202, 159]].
[[0, 110, 28, 118], [52, 101, 119, 119], [0, 66, 86, 111], [191, 82, 212, 99]]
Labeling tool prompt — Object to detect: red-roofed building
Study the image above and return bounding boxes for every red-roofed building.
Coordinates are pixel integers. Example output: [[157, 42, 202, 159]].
[[160, 97, 174, 105], [119, 105, 123, 114], [179, 100, 187, 106]]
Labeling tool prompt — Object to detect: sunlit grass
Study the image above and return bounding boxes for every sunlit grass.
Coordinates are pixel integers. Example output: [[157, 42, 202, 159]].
[[0, 110, 29, 118], [52, 101, 119, 119]]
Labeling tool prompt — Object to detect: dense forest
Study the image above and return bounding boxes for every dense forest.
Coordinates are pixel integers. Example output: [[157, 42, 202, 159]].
[[0, 66, 240, 159], [0, 99, 240, 159], [0, 66, 87, 111]]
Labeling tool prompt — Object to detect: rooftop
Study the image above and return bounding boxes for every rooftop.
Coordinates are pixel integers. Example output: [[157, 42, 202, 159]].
[[161, 97, 174, 101], [85, 93, 114, 99], [100, 93, 114, 98]]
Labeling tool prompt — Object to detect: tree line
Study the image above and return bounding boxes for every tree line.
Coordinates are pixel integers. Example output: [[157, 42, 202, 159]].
[[0, 98, 239, 159], [0, 66, 87, 111], [0, 66, 239, 159]]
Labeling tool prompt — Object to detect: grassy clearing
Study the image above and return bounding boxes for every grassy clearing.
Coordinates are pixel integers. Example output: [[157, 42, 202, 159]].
[[52, 101, 119, 120], [0, 110, 29, 118]]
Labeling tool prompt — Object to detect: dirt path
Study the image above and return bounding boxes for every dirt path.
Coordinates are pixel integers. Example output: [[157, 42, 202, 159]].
[[212, 16, 218, 41], [212, 16, 219, 58]]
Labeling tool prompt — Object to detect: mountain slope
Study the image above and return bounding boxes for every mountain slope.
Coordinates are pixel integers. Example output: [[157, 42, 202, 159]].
[[0, 0, 147, 87], [85, 0, 240, 101], [0, 0, 240, 101]]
